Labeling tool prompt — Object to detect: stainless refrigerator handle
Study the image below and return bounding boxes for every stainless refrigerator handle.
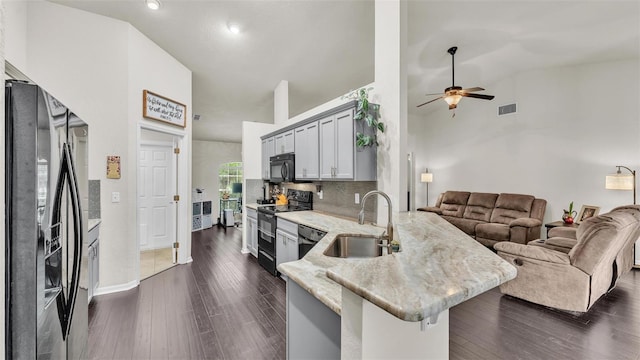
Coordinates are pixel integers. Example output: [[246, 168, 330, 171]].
[[51, 143, 83, 339], [62, 143, 83, 339]]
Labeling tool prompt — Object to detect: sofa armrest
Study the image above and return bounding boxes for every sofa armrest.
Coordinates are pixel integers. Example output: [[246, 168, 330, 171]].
[[508, 218, 543, 244], [417, 206, 443, 215], [528, 237, 577, 254], [494, 242, 571, 265], [545, 237, 578, 249], [509, 218, 542, 228], [548, 226, 577, 239]]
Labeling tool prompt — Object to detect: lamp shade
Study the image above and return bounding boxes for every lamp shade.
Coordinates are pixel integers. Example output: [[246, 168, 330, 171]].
[[421, 173, 433, 183], [605, 174, 634, 190]]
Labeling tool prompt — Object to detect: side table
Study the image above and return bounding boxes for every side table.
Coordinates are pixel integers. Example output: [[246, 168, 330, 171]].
[[544, 220, 579, 238]]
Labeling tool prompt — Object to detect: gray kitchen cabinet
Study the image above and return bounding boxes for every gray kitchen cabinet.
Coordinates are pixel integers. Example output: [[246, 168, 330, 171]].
[[276, 217, 299, 277], [319, 109, 356, 180], [275, 130, 295, 155], [262, 100, 376, 182], [88, 222, 100, 303], [294, 121, 319, 180], [287, 280, 341, 359], [247, 208, 258, 257], [261, 136, 275, 180]]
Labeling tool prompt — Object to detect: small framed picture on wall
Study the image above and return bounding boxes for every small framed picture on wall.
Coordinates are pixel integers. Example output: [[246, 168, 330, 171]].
[[107, 155, 121, 179]]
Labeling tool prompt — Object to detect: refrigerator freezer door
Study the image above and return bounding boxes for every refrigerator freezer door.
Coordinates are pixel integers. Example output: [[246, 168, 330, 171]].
[[5, 81, 88, 359]]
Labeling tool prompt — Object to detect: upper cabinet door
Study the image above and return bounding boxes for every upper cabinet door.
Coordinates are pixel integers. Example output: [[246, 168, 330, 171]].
[[294, 122, 319, 180], [275, 130, 294, 155], [262, 137, 275, 180], [319, 116, 336, 179], [333, 109, 354, 179]]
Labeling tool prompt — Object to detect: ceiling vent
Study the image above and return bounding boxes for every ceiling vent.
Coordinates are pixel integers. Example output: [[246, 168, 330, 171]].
[[498, 103, 517, 116]]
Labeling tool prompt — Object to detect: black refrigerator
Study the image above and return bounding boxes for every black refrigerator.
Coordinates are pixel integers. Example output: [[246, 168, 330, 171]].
[[5, 80, 89, 359]]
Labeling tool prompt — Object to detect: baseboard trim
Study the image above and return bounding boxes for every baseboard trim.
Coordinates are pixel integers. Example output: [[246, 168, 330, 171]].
[[94, 280, 139, 297], [241, 247, 251, 254], [185, 256, 194, 263]]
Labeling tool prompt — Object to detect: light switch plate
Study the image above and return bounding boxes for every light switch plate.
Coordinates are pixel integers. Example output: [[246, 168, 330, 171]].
[[111, 192, 120, 203]]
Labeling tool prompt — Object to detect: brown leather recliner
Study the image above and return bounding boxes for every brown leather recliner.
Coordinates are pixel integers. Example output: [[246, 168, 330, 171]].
[[495, 205, 640, 312]]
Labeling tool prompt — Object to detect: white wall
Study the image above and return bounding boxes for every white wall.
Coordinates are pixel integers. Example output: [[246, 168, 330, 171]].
[[374, 0, 408, 222], [408, 58, 640, 224], [128, 25, 192, 264], [5, 1, 192, 288], [241, 121, 276, 251], [192, 140, 242, 219]]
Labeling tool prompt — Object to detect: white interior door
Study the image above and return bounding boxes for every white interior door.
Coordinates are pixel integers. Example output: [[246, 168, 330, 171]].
[[139, 143, 175, 251]]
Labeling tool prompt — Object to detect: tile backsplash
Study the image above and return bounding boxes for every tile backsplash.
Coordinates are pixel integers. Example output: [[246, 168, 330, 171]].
[[283, 181, 377, 223], [244, 179, 378, 222], [245, 179, 267, 204], [88, 179, 101, 219]]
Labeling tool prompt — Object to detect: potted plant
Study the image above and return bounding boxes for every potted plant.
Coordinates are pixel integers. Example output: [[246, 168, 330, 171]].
[[562, 201, 577, 224], [342, 87, 385, 148]]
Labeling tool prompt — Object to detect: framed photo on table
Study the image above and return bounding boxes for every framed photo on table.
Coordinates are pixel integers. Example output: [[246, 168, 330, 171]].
[[577, 205, 600, 224]]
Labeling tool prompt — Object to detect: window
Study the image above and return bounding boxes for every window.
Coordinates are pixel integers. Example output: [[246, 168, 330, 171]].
[[219, 162, 243, 198]]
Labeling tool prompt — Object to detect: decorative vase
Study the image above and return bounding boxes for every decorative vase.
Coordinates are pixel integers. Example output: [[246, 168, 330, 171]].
[[562, 210, 576, 224]]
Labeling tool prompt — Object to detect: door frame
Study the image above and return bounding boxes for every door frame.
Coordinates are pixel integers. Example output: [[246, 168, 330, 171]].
[[136, 123, 189, 282]]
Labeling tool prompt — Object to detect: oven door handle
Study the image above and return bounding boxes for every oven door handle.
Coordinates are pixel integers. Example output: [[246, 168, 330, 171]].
[[298, 237, 318, 246], [259, 212, 274, 220], [258, 228, 274, 239]]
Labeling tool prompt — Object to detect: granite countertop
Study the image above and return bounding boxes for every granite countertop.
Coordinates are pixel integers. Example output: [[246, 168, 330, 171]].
[[88, 218, 101, 231], [277, 211, 517, 322]]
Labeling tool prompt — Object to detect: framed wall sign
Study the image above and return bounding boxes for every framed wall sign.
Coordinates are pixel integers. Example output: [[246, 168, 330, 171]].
[[143, 90, 187, 127]]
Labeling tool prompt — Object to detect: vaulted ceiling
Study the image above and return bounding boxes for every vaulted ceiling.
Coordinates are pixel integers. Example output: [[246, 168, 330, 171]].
[[50, 0, 639, 142]]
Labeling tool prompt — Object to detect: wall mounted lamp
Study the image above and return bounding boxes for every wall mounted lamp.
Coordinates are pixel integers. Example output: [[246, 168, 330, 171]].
[[605, 165, 636, 205], [420, 169, 433, 206]]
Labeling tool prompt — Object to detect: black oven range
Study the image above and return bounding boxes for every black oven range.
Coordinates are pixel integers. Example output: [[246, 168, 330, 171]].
[[257, 190, 312, 276]]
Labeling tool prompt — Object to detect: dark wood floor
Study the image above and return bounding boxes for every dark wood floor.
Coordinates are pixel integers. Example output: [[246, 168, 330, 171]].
[[88, 226, 640, 359], [88, 226, 286, 359]]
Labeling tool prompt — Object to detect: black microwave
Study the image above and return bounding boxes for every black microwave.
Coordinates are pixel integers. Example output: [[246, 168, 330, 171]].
[[270, 153, 295, 183]]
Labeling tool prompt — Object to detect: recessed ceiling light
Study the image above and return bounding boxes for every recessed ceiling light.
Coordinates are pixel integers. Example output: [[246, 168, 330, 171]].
[[146, 0, 161, 10], [227, 23, 241, 35]]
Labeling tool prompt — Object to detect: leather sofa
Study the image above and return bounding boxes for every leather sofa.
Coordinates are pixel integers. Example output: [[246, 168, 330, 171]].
[[495, 205, 640, 312], [418, 191, 547, 247]]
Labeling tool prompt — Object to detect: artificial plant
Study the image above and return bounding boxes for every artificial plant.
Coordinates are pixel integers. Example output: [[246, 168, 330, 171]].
[[342, 87, 384, 147]]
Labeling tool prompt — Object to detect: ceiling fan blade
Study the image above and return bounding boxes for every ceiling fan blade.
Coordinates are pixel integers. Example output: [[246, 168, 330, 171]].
[[460, 87, 485, 93], [424, 92, 444, 96], [416, 96, 443, 107], [463, 93, 495, 100]]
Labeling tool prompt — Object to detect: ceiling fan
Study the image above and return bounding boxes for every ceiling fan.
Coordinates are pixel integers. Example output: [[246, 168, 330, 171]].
[[417, 46, 495, 110]]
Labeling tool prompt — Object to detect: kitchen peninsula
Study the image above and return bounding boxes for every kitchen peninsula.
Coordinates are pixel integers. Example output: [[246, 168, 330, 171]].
[[275, 210, 517, 359]]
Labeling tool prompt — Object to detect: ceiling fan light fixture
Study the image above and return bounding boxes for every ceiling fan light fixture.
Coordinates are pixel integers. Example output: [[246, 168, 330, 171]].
[[444, 94, 462, 107]]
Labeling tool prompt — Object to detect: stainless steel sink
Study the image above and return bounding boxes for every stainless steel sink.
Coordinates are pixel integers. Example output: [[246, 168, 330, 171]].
[[323, 233, 385, 258]]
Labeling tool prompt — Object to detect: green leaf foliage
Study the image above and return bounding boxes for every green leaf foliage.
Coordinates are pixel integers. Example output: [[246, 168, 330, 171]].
[[343, 86, 385, 148]]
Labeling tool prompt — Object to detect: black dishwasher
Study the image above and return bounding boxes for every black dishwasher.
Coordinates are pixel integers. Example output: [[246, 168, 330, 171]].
[[298, 224, 327, 259]]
